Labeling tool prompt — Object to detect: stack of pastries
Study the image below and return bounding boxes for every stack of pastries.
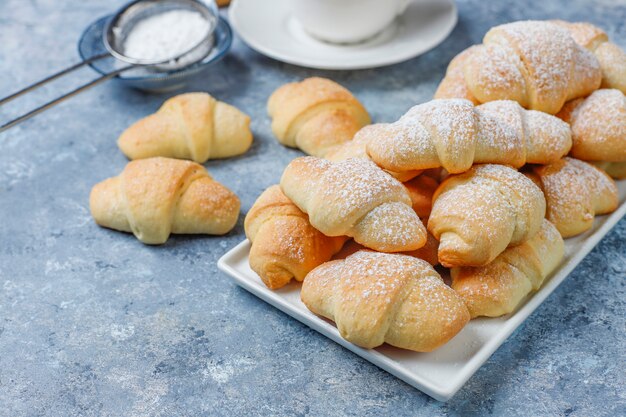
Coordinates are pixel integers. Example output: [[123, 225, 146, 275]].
[[248, 20, 623, 352]]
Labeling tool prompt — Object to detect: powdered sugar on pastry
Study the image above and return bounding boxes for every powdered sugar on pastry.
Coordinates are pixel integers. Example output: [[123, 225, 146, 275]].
[[366, 98, 570, 175], [428, 164, 546, 267], [496, 22, 572, 100], [460, 21, 601, 114], [530, 157, 618, 238], [558, 89, 626, 161], [451, 219, 565, 318], [301, 251, 470, 352], [465, 43, 527, 104], [280, 157, 427, 252]]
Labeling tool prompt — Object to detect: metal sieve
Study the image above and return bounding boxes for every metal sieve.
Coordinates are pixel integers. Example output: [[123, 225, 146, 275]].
[[104, 0, 218, 70], [0, 0, 220, 133]]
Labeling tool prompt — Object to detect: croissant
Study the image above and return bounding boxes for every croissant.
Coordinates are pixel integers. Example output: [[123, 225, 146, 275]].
[[280, 157, 427, 252], [330, 170, 440, 266], [301, 251, 470, 352], [244, 185, 346, 290], [525, 158, 618, 238], [451, 220, 564, 318], [326, 124, 422, 181], [118, 93, 253, 163], [436, 21, 601, 114], [428, 164, 546, 267], [90, 157, 240, 244], [551, 20, 626, 94], [556, 89, 626, 162], [267, 77, 371, 157], [366, 99, 571, 174]]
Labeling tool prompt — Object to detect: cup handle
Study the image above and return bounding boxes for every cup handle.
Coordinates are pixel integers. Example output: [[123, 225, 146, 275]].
[[397, 0, 415, 15]]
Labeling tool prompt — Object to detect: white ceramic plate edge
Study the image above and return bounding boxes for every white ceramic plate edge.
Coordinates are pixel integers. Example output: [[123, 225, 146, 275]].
[[218, 195, 625, 401], [228, 0, 458, 70]]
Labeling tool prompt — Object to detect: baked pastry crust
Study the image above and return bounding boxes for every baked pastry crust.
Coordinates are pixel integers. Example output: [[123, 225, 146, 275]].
[[280, 157, 427, 252], [451, 220, 564, 318], [526, 157, 618, 238], [557, 89, 626, 162], [118, 93, 252, 163], [551, 20, 626, 94], [245, 185, 346, 290], [301, 251, 470, 351], [90, 157, 240, 244], [429, 164, 546, 267], [268, 77, 370, 157], [436, 21, 604, 114], [366, 99, 571, 175]]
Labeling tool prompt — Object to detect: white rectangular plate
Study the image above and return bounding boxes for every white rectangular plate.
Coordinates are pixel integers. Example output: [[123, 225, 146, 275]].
[[218, 182, 625, 401]]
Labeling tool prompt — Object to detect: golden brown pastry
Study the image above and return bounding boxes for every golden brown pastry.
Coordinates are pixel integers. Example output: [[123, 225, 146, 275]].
[[551, 20, 626, 94], [403, 230, 440, 266], [280, 157, 427, 252], [526, 158, 618, 238], [330, 169, 440, 266], [326, 124, 422, 182], [366, 99, 571, 175], [301, 251, 470, 352], [436, 21, 602, 114], [556, 89, 626, 162], [451, 220, 564, 318], [333, 231, 439, 267], [118, 93, 252, 163], [267, 77, 370, 157], [404, 174, 439, 218], [90, 157, 240, 244], [244, 185, 346, 290], [428, 164, 546, 267]]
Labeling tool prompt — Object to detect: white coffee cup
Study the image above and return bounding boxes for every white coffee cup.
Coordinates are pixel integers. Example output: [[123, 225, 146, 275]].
[[292, 0, 413, 44]]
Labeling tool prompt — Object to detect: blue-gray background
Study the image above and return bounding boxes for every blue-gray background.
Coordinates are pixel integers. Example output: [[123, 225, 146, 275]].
[[0, 0, 624, 416]]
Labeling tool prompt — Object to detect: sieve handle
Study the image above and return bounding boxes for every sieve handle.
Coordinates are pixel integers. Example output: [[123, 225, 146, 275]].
[[0, 64, 135, 133], [0, 53, 110, 107]]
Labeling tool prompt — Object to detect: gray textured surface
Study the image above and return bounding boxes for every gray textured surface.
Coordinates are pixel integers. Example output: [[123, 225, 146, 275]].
[[0, 0, 625, 416]]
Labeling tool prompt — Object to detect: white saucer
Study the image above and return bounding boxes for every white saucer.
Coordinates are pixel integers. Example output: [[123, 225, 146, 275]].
[[229, 0, 458, 70]]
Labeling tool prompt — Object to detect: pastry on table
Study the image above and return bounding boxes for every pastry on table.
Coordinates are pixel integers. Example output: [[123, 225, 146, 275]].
[[428, 164, 546, 267], [435, 20, 602, 114], [267, 77, 371, 158], [118, 93, 253, 163], [525, 157, 618, 238], [301, 251, 470, 352], [90, 157, 240, 244], [451, 219, 564, 318], [244, 185, 347, 290], [556, 89, 626, 165], [551, 20, 626, 94], [366, 99, 571, 175], [280, 157, 427, 252]]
